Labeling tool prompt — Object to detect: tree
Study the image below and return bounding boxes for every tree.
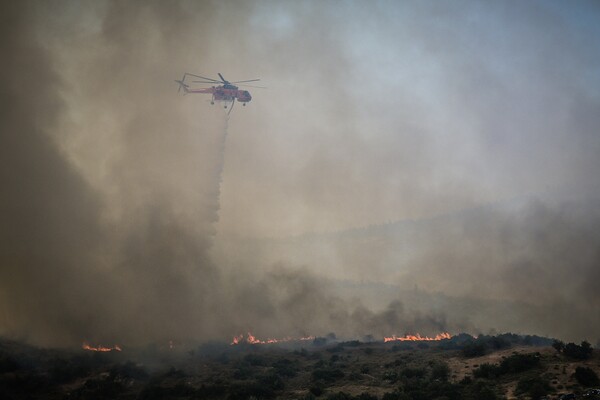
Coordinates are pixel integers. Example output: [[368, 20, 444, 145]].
[[552, 340, 565, 353], [563, 341, 593, 360]]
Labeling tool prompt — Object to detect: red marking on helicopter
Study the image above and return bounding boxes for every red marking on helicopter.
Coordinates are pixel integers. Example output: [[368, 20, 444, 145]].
[[175, 72, 264, 114]]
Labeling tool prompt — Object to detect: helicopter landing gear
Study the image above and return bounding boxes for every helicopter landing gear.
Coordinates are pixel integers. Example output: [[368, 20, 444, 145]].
[[211, 101, 214, 105], [242, 103, 246, 106]]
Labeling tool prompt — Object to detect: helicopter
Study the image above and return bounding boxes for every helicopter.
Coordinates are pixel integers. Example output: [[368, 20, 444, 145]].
[[174, 72, 264, 113]]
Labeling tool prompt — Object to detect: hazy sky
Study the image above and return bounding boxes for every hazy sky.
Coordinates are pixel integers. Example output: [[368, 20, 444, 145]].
[[40, 0, 600, 238], [1, 0, 600, 346]]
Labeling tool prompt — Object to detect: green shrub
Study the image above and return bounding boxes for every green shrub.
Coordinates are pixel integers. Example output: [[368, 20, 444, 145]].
[[472, 363, 500, 379], [462, 342, 487, 358], [563, 341, 593, 360], [515, 376, 552, 398], [498, 353, 540, 373], [431, 362, 450, 381], [312, 368, 344, 382]]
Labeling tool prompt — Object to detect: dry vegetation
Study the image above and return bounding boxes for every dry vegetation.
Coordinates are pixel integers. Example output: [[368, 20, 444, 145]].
[[1, 334, 599, 399]]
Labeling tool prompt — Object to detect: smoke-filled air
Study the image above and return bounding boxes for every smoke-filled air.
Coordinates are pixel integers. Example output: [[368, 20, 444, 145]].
[[1, 0, 599, 348]]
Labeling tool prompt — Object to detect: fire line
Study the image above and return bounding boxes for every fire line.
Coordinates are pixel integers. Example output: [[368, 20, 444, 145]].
[[82, 342, 122, 352], [231, 332, 315, 345], [383, 332, 451, 342]]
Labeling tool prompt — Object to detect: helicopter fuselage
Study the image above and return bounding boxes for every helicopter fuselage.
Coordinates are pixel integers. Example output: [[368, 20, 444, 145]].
[[187, 85, 251, 103]]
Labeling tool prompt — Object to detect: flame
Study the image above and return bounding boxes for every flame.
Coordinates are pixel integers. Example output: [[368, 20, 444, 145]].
[[383, 332, 451, 342], [82, 342, 122, 352], [231, 332, 315, 345]]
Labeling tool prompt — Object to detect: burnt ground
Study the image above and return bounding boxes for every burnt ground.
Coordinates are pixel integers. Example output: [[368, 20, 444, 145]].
[[1, 334, 599, 399]]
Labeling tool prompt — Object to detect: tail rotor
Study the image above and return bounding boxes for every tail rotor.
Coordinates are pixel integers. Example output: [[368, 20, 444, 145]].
[[174, 74, 189, 94]]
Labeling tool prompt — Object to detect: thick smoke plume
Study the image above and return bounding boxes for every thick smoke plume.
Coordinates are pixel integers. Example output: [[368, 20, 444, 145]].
[[2, 1, 600, 346], [0, 2, 442, 346]]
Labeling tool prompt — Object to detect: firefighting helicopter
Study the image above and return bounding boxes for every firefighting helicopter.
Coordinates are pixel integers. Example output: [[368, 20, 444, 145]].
[[174, 72, 264, 114]]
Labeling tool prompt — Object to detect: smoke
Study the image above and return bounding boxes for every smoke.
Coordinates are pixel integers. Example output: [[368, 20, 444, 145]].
[[0, 1, 226, 346], [1, 1, 600, 346], [0, 1, 426, 346]]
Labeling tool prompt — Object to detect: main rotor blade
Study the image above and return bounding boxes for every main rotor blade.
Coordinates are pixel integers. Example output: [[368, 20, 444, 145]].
[[237, 83, 267, 89], [218, 73, 227, 83], [192, 80, 221, 84], [231, 79, 261, 84], [185, 73, 221, 82]]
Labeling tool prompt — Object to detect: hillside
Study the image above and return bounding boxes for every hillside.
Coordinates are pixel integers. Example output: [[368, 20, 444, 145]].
[[1, 334, 599, 399]]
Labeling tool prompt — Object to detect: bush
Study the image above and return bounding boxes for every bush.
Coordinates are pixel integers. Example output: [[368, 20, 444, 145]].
[[462, 342, 487, 358], [382, 370, 398, 382], [0, 354, 19, 373], [312, 368, 344, 382], [472, 363, 500, 379], [49, 358, 91, 384], [356, 393, 379, 400], [109, 361, 148, 381], [243, 353, 266, 366], [272, 358, 298, 378], [462, 380, 500, 400], [227, 381, 276, 399], [563, 341, 593, 360], [552, 340, 565, 353], [488, 336, 510, 350], [382, 392, 410, 400], [431, 362, 450, 381], [498, 353, 540, 374], [74, 376, 125, 400], [309, 384, 324, 397], [573, 366, 600, 387], [400, 367, 427, 379], [515, 376, 552, 398], [258, 372, 284, 391], [326, 392, 353, 400]]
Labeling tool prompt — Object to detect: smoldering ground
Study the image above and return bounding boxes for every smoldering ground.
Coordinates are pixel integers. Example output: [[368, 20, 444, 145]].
[[1, 0, 600, 347]]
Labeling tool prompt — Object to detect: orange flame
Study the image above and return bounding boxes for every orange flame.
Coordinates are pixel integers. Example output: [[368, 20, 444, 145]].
[[230, 332, 315, 345], [383, 332, 451, 342], [82, 342, 122, 352]]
